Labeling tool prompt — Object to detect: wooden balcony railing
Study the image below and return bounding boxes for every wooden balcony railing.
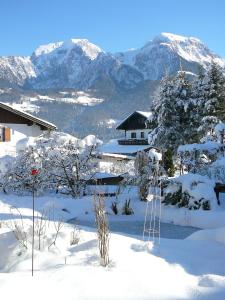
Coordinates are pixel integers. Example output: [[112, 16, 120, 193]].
[[118, 139, 149, 145]]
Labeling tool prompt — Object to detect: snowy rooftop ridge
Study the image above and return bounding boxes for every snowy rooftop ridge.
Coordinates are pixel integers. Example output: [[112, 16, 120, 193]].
[[136, 111, 152, 118]]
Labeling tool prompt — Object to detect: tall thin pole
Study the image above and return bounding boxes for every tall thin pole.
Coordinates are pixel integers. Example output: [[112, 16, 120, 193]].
[[32, 177, 35, 276]]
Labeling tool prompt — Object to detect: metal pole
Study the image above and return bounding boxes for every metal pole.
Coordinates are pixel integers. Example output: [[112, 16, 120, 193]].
[[32, 177, 35, 276]]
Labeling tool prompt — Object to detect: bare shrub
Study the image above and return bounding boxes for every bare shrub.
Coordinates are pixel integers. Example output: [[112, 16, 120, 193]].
[[6, 206, 28, 250], [34, 209, 49, 250], [48, 217, 64, 249], [70, 225, 80, 245], [134, 151, 150, 201], [6, 205, 64, 252], [94, 194, 110, 267]]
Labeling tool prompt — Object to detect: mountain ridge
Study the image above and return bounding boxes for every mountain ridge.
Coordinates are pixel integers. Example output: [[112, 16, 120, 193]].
[[0, 32, 224, 89], [0, 32, 224, 140]]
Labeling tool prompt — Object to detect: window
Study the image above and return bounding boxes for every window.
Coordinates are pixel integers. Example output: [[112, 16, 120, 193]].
[[131, 132, 136, 139], [140, 132, 145, 139]]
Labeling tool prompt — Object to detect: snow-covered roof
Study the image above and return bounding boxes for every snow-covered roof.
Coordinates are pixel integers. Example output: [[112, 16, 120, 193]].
[[116, 111, 152, 130], [101, 152, 135, 160], [136, 111, 152, 118], [0, 102, 57, 130], [99, 139, 152, 155]]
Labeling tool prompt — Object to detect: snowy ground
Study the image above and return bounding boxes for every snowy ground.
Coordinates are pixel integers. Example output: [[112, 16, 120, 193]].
[[1, 190, 225, 299]]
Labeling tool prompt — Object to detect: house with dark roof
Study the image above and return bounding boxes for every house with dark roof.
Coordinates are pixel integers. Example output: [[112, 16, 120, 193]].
[[116, 111, 152, 145], [0, 102, 56, 145], [99, 111, 159, 163]]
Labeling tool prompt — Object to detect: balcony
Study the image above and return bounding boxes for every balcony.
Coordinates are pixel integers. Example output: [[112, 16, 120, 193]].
[[118, 139, 149, 145]]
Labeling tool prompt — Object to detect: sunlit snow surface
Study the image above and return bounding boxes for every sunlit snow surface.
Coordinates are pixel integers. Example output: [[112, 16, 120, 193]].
[[1, 192, 225, 299]]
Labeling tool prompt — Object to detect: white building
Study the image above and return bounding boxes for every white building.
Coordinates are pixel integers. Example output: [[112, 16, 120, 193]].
[[0, 102, 56, 155], [116, 111, 152, 144]]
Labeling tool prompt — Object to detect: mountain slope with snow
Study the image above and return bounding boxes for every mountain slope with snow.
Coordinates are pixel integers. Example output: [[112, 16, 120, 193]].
[[116, 32, 225, 80], [0, 33, 224, 89], [0, 33, 224, 139], [0, 56, 35, 87]]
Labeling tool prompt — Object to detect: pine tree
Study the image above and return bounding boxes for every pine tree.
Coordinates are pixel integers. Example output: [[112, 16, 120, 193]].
[[149, 71, 197, 152], [163, 149, 175, 177], [148, 74, 181, 151], [204, 61, 225, 121]]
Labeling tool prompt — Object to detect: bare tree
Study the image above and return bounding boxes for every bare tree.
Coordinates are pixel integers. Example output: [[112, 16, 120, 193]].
[[94, 194, 110, 267]]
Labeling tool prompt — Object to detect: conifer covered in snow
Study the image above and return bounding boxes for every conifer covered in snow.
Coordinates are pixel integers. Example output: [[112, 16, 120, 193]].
[[148, 71, 198, 152], [148, 61, 225, 153], [203, 61, 225, 121]]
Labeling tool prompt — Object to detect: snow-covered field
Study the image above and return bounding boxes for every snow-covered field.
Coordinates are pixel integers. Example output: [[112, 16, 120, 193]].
[[1, 191, 225, 299]]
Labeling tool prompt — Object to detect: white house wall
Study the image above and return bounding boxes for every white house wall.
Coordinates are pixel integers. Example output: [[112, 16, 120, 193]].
[[126, 129, 149, 139], [0, 123, 45, 145]]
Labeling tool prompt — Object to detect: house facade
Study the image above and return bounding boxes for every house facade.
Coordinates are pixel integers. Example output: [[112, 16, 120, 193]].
[[116, 111, 152, 145], [0, 102, 57, 147]]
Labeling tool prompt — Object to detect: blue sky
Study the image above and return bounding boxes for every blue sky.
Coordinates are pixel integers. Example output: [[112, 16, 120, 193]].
[[0, 0, 224, 57]]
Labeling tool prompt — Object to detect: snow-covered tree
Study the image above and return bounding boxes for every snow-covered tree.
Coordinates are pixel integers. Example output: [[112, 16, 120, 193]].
[[148, 71, 198, 152], [2, 146, 49, 195], [203, 61, 225, 121], [3, 132, 100, 197], [47, 140, 99, 197]]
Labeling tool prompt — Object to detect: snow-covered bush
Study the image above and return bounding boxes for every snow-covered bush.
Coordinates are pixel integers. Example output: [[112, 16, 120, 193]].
[[177, 139, 225, 174], [2, 131, 100, 197], [163, 174, 218, 210], [2, 146, 49, 195], [200, 157, 225, 183]]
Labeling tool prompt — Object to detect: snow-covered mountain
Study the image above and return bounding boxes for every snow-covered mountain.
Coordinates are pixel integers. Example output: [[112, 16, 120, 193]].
[[0, 56, 35, 87], [29, 32, 225, 89], [0, 33, 224, 140], [116, 32, 225, 80], [0, 32, 224, 90], [29, 39, 103, 89]]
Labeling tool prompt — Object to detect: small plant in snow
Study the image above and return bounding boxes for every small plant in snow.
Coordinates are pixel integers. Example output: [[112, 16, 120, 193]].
[[122, 199, 134, 215], [70, 226, 80, 245], [6, 206, 28, 250], [111, 201, 119, 215]]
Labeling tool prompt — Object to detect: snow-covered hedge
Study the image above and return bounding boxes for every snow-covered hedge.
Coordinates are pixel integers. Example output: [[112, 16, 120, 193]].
[[163, 174, 218, 210]]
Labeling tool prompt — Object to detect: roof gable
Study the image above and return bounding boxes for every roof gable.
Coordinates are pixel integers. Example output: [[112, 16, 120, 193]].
[[0, 102, 57, 131], [116, 111, 151, 130]]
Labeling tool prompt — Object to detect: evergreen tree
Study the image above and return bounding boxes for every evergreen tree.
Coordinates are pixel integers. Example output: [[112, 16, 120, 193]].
[[163, 149, 175, 177], [203, 61, 225, 121], [149, 71, 197, 152], [148, 74, 181, 151]]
